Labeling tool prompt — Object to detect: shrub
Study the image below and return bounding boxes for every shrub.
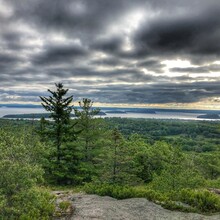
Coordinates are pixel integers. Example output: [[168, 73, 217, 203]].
[[83, 183, 167, 201], [0, 187, 55, 220], [178, 189, 220, 213], [59, 201, 72, 212], [84, 183, 136, 199], [0, 129, 54, 219]]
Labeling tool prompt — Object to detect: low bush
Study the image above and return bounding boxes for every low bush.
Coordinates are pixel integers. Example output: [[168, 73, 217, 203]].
[[0, 187, 55, 220], [178, 189, 220, 213], [83, 183, 168, 203]]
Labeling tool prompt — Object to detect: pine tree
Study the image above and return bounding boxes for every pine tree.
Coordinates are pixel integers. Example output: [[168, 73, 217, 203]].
[[40, 83, 74, 183], [97, 129, 141, 184], [74, 98, 100, 161]]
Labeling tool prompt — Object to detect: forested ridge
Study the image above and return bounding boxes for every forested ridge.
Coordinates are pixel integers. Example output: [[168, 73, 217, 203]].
[[1, 84, 220, 219]]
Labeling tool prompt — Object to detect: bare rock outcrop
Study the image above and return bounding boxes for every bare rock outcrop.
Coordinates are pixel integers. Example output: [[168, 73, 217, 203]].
[[64, 193, 220, 220]]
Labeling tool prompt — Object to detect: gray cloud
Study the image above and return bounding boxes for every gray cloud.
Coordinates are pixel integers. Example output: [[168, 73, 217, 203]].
[[32, 43, 88, 66], [0, 0, 220, 106], [133, 4, 220, 59]]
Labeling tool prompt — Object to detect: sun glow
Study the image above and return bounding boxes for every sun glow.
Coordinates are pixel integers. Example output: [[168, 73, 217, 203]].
[[108, 9, 146, 37], [162, 59, 193, 69]]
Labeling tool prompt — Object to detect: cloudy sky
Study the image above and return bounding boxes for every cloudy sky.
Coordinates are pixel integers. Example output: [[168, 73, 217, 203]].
[[1, 0, 220, 109]]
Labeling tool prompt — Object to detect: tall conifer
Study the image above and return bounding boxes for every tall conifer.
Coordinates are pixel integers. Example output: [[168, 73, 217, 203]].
[[40, 83, 73, 172]]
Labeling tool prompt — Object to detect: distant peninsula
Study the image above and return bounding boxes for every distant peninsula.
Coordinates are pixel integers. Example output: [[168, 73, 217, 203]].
[[3, 113, 52, 119], [2, 111, 106, 119], [197, 114, 220, 119]]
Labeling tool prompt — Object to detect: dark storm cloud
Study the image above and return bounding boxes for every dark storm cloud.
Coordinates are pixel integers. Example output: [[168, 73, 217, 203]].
[[122, 81, 220, 104], [0, 53, 21, 64], [65, 81, 220, 104], [32, 43, 88, 65], [1, 31, 25, 50], [91, 37, 122, 53], [10, 0, 142, 40], [90, 57, 123, 66], [133, 3, 220, 59], [1, 0, 220, 105], [136, 59, 166, 73], [0, 53, 24, 72], [45, 66, 154, 83]]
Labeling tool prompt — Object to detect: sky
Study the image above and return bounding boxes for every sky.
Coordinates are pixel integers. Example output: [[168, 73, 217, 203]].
[[1, 0, 220, 109]]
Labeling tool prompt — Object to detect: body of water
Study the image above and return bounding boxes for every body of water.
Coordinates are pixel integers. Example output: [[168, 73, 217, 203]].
[[0, 107, 220, 121]]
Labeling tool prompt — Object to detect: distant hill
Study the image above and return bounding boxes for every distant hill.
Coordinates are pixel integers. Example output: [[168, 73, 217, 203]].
[[105, 110, 127, 114], [127, 109, 156, 114], [3, 113, 66, 119], [0, 104, 42, 108], [197, 114, 220, 119]]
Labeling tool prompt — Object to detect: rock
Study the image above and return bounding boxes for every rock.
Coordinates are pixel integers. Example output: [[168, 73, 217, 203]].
[[208, 188, 220, 195], [53, 191, 74, 219], [67, 193, 220, 220]]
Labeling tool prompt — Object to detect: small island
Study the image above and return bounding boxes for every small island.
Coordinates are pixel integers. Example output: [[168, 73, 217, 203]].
[[197, 114, 220, 119]]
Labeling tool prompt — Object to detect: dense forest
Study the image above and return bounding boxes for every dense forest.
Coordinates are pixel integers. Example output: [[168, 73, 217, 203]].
[[1, 83, 220, 219]]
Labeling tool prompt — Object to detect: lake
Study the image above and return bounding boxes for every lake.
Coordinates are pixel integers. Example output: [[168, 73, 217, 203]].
[[0, 107, 220, 121]]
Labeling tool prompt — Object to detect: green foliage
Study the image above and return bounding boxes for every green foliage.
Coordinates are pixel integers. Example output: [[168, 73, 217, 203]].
[[0, 129, 54, 219], [205, 178, 220, 188], [84, 183, 135, 199], [40, 83, 78, 184], [195, 152, 220, 179], [74, 98, 100, 119], [2, 114, 220, 215], [178, 189, 220, 213], [74, 99, 106, 182], [8, 187, 54, 220], [59, 201, 71, 211], [0, 130, 44, 193], [96, 129, 142, 185], [40, 83, 73, 124], [133, 141, 174, 183], [74, 98, 100, 162], [105, 118, 220, 152], [83, 183, 169, 202], [150, 148, 205, 192]]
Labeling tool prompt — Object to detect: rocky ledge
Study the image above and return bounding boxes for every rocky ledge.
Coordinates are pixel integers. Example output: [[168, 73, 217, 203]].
[[55, 192, 220, 220]]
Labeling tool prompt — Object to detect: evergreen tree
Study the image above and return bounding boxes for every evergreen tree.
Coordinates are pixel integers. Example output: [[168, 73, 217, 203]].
[[97, 129, 141, 184], [40, 83, 73, 162], [74, 98, 100, 161], [40, 83, 75, 183]]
